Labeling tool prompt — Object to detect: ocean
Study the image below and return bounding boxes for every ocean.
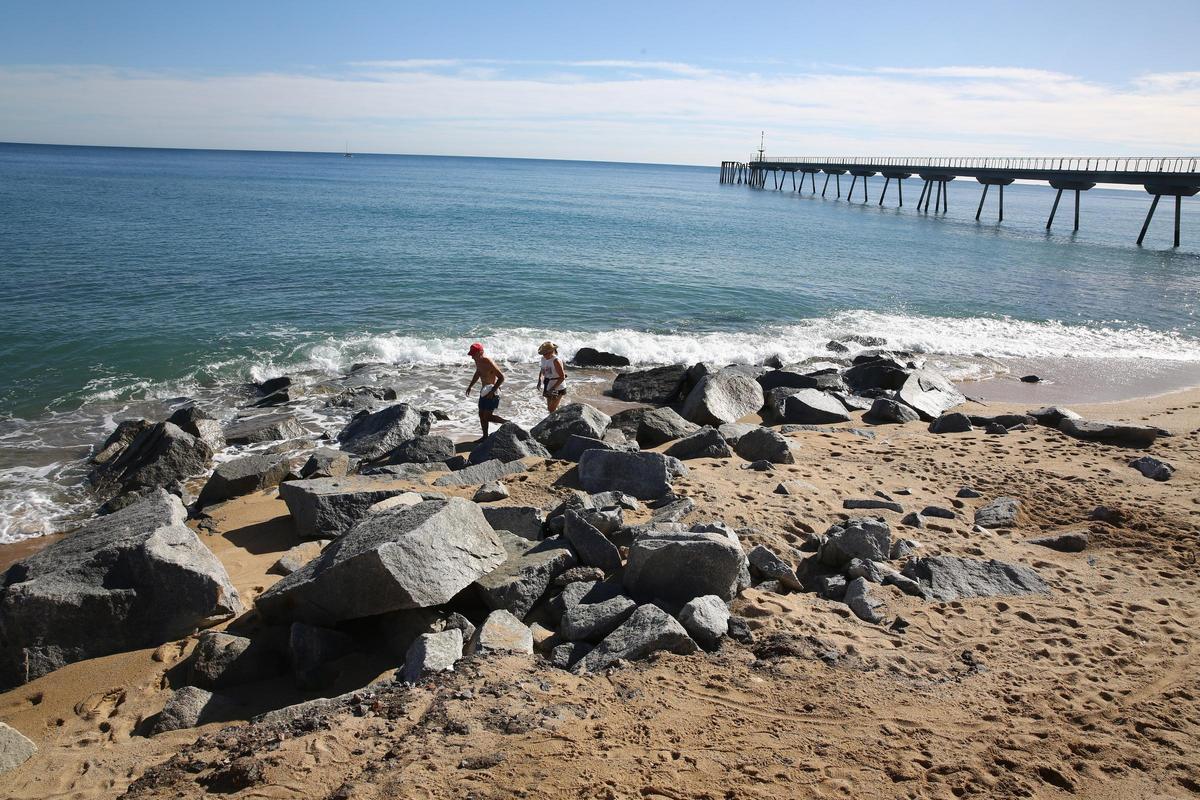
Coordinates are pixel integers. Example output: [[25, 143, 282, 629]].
[[1, 142, 1199, 542]]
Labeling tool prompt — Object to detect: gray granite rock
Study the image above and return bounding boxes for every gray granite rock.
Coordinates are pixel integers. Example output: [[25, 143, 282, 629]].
[[624, 528, 745, 604], [664, 426, 732, 460], [560, 595, 637, 642], [473, 609, 534, 655], [677, 594, 729, 650], [1027, 532, 1089, 552], [279, 476, 411, 539], [480, 505, 545, 541], [572, 604, 698, 673], [867, 397, 920, 424], [434, 459, 527, 487], [0, 490, 242, 690], [844, 577, 885, 623], [901, 555, 1049, 601], [468, 424, 550, 464], [89, 421, 213, 503], [929, 413, 973, 434], [198, 453, 289, 507], [224, 413, 305, 446], [681, 368, 765, 426], [151, 686, 228, 735], [256, 498, 505, 625], [337, 404, 434, 461], [577, 450, 685, 500], [563, 511, 622, 572], [300, 447, 352, 479], [1059, 418, 1161, 448], [531, 404, 611, 454], [636, 407, 701, 447], [1129, 455, 1174, 481], [974, 497, 1021, 528], [733, 426, 795, 464], [402, 629, 463, 683], [611, 365, 688, 404], [475, 531, 576, 618], [818, 518, 892, 567], [473, 482, 509, 502], [389, 435, 456, 464], [762, 388, 850, 425], [747, 545, 801, 590], [896, 369, 965, 421], [189, 631, 284, 689]]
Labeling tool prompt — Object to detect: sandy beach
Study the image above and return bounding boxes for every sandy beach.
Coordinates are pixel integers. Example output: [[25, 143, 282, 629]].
[[2, 380, 1198, 800]]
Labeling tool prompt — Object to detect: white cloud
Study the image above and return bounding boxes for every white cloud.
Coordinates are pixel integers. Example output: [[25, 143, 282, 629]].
[[0, 60, 1196, 164]]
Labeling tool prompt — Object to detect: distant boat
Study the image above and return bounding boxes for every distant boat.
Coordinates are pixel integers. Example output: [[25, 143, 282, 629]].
[[343, 141, 353, 158]]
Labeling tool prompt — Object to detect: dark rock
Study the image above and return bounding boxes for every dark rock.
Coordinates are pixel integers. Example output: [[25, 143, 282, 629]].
[[901, 555, 1048, 601], [929, 413, 973, 434], [433, 459, 527, 487], [189, 630, 283, 689], [475, 532, 576, 619], [0, 491, 242, 690], [389, 435, 456, 465], [985, 422, 1008, 435], [336, 404, 434, 462], [577, 450, 685, 500], [550, 641, 593, 669], [549, 579, 625, 620], [1129, 455, 1174, 481], [468, 424, 549, 464], [197, 454, 288, 507], [969, 414, 1037, 429], [572, 604, 698, 673], [91, 419, 153, 466], [563, 511, 622, 572], [664, 426, 732, 460], [1019, 375, 1041, 383], [716, 422, 758, 445], [842, 357, 911, 392], [572, 347, 630, 368], [956, 486, 983, 498], [473, 482, 509, 502], [818, 518, 891, 567], [757, 369, 820, 393], [256, 376, 293, 396], [89, 421, 213, 502], [255, 498, 505, 625], [762, 388, 850, 425], [900, 512, 925, 528], [833, 392, 876, 412], [481, 505, 545, 541], [650, 497, 695, 524], [743, 459, 774, 472], [554, 566, 607, 586], [606, 408, 648, 440], [624, 528, 745, 604], [289, 622, 355, 689], [633, 407, 699, 448], [921, 505, 955, 519], [733, 427, 795, 464], [279, 476, 411, 539], [167, 405, 226, 451], [1027, 532, 1089, 552], [867, 398, 920, 424], [843, 498, 903, 513], [300, 447, 352, 479], [588, 491, 641, 511], [224, 413, 306, 446], [974, 497, 1021, 528]]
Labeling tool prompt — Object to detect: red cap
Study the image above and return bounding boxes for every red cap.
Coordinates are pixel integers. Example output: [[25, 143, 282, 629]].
[[467, 342, 484, 356]]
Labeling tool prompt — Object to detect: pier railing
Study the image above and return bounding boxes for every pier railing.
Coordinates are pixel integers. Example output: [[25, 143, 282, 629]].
[[750, 156, 1198, 173]]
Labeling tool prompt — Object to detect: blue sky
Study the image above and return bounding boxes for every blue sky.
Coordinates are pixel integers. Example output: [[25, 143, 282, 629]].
[[1, 0, 1198, 163]]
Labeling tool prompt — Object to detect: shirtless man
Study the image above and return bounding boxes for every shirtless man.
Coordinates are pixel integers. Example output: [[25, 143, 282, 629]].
[[465, 342, 508, 439]]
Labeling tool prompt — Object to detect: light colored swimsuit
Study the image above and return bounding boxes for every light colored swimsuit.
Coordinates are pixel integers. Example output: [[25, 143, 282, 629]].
[[540, 357, 566, 396]]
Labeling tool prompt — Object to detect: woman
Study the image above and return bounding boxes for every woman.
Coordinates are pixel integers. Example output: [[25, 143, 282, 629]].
[[537, 341, 567, 412]]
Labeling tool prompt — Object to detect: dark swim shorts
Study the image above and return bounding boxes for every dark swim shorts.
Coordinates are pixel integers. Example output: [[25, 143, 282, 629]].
[[479, 392, 501, 412]]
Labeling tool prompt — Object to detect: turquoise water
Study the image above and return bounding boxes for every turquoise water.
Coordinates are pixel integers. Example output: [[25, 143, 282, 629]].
[[1, 142, 1199, 539]]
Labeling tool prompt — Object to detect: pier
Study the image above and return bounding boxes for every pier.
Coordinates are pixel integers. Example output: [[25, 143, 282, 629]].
[[719, 156, 1199, 246]]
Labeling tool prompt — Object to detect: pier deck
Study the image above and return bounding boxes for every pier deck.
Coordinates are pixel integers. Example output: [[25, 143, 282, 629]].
[[719, 156, 1199, 246]]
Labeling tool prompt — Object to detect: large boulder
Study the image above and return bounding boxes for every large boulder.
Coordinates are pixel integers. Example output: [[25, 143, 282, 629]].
[[929, 413, 973, 433], [636, 407, 700, 448], [197, 453, 289, 507], [896, 370, 965, 421], [91, 419, 153, 467], [468, 424, 550, 464], [611, 365, 688, 404], [224, 413, 305, 446], [732, 427, 794, 464], [151, 686, 230, 735], [474, 532, 577, 618], [256, 498, 505, 625], [681, 369, 765, 426], [473, 610, 533, 655], [336, 404, 434, 462], [901, 556, 1048, 601], [388, 435, 456, 465], [279, 477, 412, 539], [89, 421, 213, 502], [572, 604, 697, 673], [0, 491, 242, 690], [556, 435, 636, 463], [866, 398, 920, 424], [299, 447, 352, 480], [664, 427, 732, 460], [572, 347, 630, 368], [402, 629, 463, 683], [762, 388, 850, 425], [757, 368, 821, 393], [844, 577, 886, 623], [560, 595, 636, 642], [1059, 418, 1161, 448], [624, 528, 745, 604], [842, 355, 912, 392], [677, 595, 729, 650], [189, 631, 283, 689], [1028, 406, 1082, 427], [577, 450, 686, 500], [531, 404, 611, 454], [167, 405, 226, 452], [974, 497, 1021, 528]]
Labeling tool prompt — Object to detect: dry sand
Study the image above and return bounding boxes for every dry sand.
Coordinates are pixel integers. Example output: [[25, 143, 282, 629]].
[[2, 388, 1199, 799]]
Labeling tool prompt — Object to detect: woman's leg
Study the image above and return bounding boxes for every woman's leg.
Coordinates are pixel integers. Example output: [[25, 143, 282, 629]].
[[547, 393, 562, 413]]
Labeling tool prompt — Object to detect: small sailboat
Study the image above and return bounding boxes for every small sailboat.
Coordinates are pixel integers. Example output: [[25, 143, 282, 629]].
[[343, 141, 353, 158]]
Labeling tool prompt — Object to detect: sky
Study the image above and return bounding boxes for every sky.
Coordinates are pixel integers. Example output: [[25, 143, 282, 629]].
[[1, 0, 1198, 164]]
